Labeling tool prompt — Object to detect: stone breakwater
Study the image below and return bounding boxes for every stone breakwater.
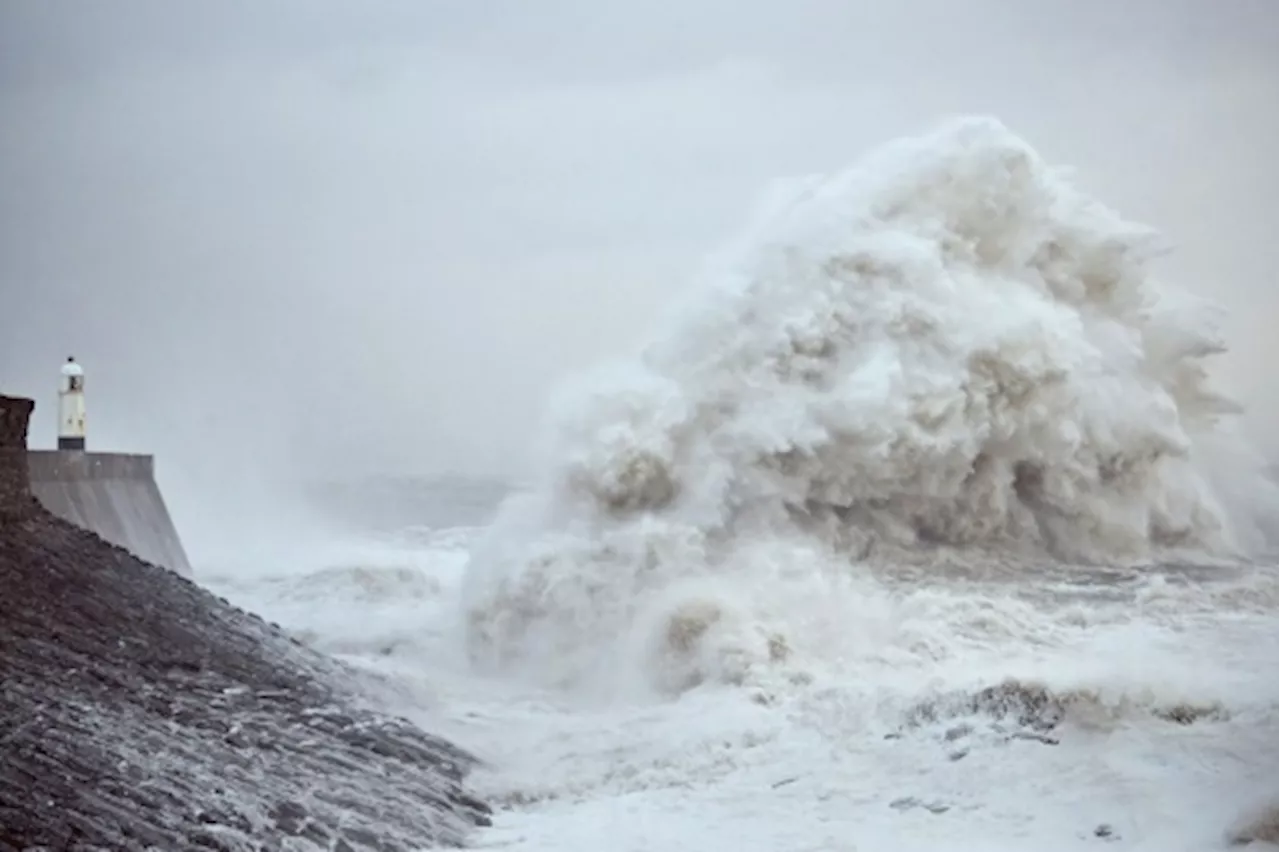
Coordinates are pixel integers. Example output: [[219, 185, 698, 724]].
[[0, 395, 490, 851]]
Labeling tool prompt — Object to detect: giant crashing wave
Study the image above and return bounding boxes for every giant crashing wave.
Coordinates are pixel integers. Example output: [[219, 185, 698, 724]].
[[460, 116, 1276, 692]]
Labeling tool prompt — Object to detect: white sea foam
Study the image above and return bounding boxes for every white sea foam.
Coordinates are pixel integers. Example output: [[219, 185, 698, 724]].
[[203, 534, 1276, 852], [459, 116, 1276, 696], [201, 116, 1277, 851]]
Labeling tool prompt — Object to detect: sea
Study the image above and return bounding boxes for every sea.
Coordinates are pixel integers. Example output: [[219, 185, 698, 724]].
[[202, 118, 1277, 852]]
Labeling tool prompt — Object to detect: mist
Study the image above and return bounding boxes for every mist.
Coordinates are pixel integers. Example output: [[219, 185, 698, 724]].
[[1, 0, 1275, 562]]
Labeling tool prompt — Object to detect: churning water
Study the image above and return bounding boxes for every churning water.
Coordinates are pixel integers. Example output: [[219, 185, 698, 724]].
[[206, 118, 1278, 851]]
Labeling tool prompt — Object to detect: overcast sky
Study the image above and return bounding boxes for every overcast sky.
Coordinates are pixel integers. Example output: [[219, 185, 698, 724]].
[[0, 1, 1275, 538]]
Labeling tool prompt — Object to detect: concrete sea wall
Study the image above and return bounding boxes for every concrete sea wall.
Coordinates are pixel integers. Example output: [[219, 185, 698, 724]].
[[26, 448, 192, 577]]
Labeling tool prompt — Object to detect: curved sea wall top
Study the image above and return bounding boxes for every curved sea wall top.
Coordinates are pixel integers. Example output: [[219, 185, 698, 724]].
[[26, 447, 194, 577]]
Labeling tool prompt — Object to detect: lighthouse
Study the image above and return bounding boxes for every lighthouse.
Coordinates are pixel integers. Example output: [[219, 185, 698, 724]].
[[58, 356, 86, 450]]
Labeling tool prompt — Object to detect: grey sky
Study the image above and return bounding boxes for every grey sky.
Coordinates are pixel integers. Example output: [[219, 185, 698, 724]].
[[1, 1, 1275, 545]]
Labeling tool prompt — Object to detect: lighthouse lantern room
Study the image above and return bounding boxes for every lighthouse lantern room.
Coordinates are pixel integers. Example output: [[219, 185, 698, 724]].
[[58, 356, 86, 451]]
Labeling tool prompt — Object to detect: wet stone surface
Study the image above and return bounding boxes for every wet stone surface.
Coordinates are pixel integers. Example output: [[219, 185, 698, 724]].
[[0, 402, 490, 852]]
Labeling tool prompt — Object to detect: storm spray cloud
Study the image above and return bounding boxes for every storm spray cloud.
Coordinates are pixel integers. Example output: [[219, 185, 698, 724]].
[[1, 1, 1274, 559]]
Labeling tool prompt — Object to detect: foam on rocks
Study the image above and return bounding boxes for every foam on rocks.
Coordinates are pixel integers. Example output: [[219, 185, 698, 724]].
[[0, 394, 491, 851]]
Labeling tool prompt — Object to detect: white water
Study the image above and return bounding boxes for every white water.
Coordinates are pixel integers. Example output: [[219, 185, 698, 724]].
[[205, 118, 1277, 851]]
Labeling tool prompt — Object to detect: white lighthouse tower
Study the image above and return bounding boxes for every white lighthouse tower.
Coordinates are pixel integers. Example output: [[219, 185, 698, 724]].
[[58, 356, 87, 450]]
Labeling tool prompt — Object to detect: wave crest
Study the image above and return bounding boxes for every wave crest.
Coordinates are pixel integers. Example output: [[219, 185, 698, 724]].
[[461, 116, 1275, 686]]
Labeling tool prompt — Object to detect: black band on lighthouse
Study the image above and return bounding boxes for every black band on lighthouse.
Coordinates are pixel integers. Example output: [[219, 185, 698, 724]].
[[58, 436, 86, 451]]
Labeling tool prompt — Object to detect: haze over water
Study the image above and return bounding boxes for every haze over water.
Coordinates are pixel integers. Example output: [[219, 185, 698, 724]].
[[1, 2, 1276, 850], [223, 116, 1276, 851]]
